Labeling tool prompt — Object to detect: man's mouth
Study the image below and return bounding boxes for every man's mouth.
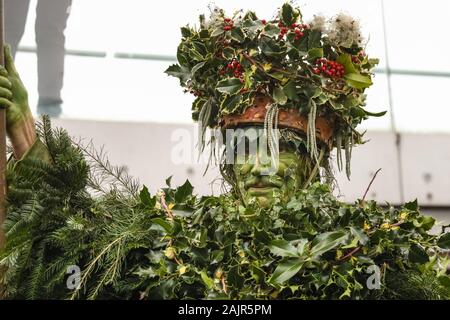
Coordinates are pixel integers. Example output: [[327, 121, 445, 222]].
[[244, 178, 283, 190]]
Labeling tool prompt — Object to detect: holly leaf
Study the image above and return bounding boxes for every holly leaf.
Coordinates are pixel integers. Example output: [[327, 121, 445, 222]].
[[231, 27, 245, 42], [404, 199, 418, 211], [220, 94, 243, 114], [216, 78, 244, 95], [260, 37, 285, 58], [308, 29, 322, 50], [165, 64, 190, 84], [281, 3, 295, 25], [222, 47, 235, 60], [191, 61, 206, 76], [174, 180, 194, 203], [211, 27, 225, 37], [263, 24, 280, 37]]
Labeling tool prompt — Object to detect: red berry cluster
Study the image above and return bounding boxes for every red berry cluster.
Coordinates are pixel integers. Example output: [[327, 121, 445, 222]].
[[291, 23, 308, 40], [220, 59, 244, 82], [223, 18, 234, 31], [351, 55, 360, 64], [352, 51, 366, 64], [277, 21, 309, 41], [188, 89, 202, 97], [313, 58, 345, 78], [261, 19, 267, 25], [278, 23, 289, 40]]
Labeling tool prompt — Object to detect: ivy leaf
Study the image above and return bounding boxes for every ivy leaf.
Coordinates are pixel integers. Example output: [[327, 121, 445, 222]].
[[216, 78, 244, 95], [151, 218, 173, 234], [283, 81, 298, 101], [310, 231, 348, 256], [174, 180, 194, 203], [350, 227, 369, 246], [200, 270, 214, 289], [254, 230, 272, 244], [269, 258, 304, 284], [413, 215, 435, 231], [409, 243, 429, 264], [269, 239, 300, 257], [437, 232, 450, 249], [148, 279, 176, 299], [273, 86, 288, 105], [344, 73, 373, 90], [139, 185, 156, 208]]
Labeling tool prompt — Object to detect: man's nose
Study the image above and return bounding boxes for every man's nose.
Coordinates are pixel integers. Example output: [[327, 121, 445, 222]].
[[250, 151, 271, 176], [250, 154, 262, 176]]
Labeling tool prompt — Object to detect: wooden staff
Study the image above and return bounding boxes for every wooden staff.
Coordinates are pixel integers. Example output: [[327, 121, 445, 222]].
[[0, 0, 7, 297]]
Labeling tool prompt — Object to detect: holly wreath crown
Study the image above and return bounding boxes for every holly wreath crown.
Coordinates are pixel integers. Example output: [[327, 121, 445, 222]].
[[166, 2, 385, 176]]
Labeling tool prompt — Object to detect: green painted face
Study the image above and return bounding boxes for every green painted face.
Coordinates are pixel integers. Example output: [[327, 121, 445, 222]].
[[231, 127, 313, 207]]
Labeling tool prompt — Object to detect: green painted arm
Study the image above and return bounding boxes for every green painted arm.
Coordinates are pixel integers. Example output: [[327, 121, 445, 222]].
[[0, 45, 43, 161], [11, 138, 51, 167]]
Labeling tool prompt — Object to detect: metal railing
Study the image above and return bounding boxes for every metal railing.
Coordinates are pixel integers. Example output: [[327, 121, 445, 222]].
[[17, 45, 450, 78]]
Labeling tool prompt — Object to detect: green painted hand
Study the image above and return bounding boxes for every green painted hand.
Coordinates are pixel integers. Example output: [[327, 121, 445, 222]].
[[0, 45, 32, 130]]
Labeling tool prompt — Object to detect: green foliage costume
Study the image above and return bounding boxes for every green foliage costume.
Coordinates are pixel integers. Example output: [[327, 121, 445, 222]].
[[0, 3, 450, 300]]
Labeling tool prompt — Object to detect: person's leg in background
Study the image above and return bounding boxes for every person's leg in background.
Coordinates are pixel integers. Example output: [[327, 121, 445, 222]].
[[4, 0, 31, 58], [35, 0, 72, 116]]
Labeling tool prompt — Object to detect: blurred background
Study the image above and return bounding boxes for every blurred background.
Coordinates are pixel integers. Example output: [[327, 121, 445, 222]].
[[10, 0, 450, 229]]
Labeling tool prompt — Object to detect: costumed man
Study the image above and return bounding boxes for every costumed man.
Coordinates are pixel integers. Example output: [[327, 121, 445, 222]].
[[0, 4, 449, 300]]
